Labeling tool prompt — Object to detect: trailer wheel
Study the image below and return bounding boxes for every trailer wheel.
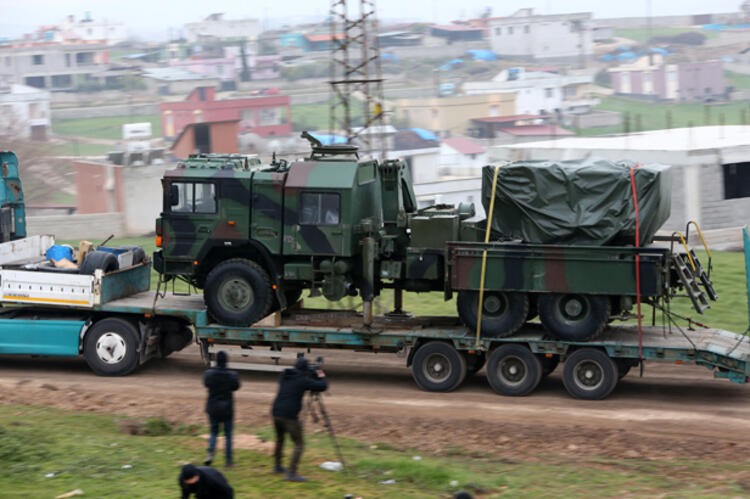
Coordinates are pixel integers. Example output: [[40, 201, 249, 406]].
[[457, 290, 528, 338], [538, 293, 610, 341], [562, 348, 618, 400], [539, 354, 560, 378], [84, 318, 139, 376], [463, 351, 486, 376], [204, 259, 272, 326], [486, 344, 543, 396], [411, 342, 467, 392]]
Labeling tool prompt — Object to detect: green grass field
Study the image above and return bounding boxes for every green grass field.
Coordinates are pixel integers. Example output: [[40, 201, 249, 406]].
[[52, 115, 162, 141], [579, 96, 750, 136], [0, 405, 747, 498]]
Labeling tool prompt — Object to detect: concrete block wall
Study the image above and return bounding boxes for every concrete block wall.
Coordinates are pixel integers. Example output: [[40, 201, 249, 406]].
[[26, 213, 126, 241]]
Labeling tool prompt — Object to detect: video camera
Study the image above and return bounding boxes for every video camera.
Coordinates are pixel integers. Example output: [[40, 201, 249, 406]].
[[296, 353, 324, 376]]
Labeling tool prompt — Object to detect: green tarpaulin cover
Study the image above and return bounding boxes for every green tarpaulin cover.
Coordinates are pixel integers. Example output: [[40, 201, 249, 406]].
[[482, 158, 672, 246]]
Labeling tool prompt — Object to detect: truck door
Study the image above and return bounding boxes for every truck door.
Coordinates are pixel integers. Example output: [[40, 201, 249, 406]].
[[283, 189, 345, 256], [162, 180, 219, 270], [250, 171, 285, 254]]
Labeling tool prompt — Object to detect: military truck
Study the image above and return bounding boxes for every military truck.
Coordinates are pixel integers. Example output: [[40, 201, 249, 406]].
[[154, 135, 716, 342]]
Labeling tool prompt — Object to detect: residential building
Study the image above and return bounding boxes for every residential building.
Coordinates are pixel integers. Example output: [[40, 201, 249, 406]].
[[0, 41, 110, 91], [394, 93, 515, 138], [59, 13, 127, 46], [0, 83, 51, 140], [439, 136, 487, 176], [184, 13, 261, 44], [463, 67, 599, 116], [488, 9, 593, 62], [142, 67, 220, 96], [159, 86, 292, 141], [609, 57, 726, 101]]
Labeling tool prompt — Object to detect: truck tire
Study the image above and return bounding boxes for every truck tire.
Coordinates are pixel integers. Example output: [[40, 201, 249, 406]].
[[537, 293, 610, 341], [456, 290, 528, 338], [83, 318, 140, 376], [411, 341, 467, 392], [79, 250, 119, 275], [204, 259, 273, 326], [562, 348, 618, 400], [486, 344, 543, 396]]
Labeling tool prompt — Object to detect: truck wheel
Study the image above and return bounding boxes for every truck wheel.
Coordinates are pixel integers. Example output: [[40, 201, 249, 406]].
[[463, 351, 486, 376], [486, 344, 543, 396], [411, 342, 467, 392], [79, 250, 119, 275], [204, 259, 272, 326], [562, 348, 618, 400], [456, 290, 528, 338], [539, 354, 560, 378], [84, 318, 140, 376], [538, 293, 610, 341]]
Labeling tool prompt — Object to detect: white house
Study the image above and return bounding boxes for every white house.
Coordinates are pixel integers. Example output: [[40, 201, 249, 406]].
[[184, 13, 261, 44], [463, 68, 599, 116], [0, 83, 51, 140], [488, 9, 593, 62], [439, 136, 487, 176], [59, 13, 127, 46]]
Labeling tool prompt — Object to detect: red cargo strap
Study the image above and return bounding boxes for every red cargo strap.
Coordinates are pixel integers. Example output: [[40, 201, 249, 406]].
[[629, 165, 644, 360]]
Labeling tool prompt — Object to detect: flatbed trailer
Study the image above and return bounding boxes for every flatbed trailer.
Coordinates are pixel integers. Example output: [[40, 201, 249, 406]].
[[191, 304, 750, 400]]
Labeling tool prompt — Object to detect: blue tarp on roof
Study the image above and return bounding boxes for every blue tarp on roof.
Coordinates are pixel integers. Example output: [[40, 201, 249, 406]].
[[466, 49, 497, 61], [409, 128, 439, 141], [439, 58, 464, 71]]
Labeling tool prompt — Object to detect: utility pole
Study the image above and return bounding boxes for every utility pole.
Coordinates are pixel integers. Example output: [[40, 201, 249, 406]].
[[329, 0, 387, 159]]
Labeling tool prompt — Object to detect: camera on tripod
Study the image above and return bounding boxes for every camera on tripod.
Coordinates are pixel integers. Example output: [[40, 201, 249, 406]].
[[297, 353, 324, 376]]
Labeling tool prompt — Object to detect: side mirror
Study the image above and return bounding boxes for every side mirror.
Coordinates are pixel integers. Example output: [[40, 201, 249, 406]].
[[169, 184, 179, 206]]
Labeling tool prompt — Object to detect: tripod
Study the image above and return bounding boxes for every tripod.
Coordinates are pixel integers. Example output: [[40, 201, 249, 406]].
[[307, 391, 346, 469]]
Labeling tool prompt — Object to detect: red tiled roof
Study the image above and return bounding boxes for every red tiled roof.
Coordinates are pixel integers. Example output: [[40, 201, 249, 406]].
[[499, 125, 574, 136], [442, 136, 486, 155]]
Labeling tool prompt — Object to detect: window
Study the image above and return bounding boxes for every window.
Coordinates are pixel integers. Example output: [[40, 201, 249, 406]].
[[545, 88, 554, 98], [299, 192, 340, 225], [524, 25, 530, 33], [169, 182, 216, 213], [495, 27, 501, 35], [508, 26, 514, 35], [51, 74, 72, 87], [32, 54, 44, 65], [75, 52, 94, 65], [65, 53, 71, 67], [723, 163, 750, 199]]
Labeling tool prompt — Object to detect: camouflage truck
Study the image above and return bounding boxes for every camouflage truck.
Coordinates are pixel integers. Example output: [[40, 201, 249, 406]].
[[154, 135, 716, 342]]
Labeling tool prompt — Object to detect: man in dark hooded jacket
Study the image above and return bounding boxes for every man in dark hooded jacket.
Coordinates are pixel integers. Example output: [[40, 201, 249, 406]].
[[271, 356, 328, 482], [203, 350, 240, 467], [178, 463, 233, 499]]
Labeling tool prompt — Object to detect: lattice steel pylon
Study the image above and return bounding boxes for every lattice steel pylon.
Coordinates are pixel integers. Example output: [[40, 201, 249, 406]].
[[328, 0, 387, 159]]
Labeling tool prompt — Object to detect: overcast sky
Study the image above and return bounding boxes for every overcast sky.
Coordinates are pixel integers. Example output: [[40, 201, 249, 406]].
[[0, 0, 744, 40]]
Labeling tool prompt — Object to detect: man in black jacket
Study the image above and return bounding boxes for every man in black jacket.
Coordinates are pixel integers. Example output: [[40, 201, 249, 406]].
[[271, 356, 328, 482], [178, 463, 234, 499], [203, 350, 240, 467]]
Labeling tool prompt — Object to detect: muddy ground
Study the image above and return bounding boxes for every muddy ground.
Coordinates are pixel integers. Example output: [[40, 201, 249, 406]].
[[1, 345, 749, 473]]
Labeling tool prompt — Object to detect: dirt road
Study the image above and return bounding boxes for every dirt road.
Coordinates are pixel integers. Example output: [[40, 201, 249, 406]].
[[1, 345, 749, 465]]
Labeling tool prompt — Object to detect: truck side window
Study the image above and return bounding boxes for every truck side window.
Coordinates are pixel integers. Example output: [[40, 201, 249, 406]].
[[300, 192, 340, 225], [169, 182, 216, 214]]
